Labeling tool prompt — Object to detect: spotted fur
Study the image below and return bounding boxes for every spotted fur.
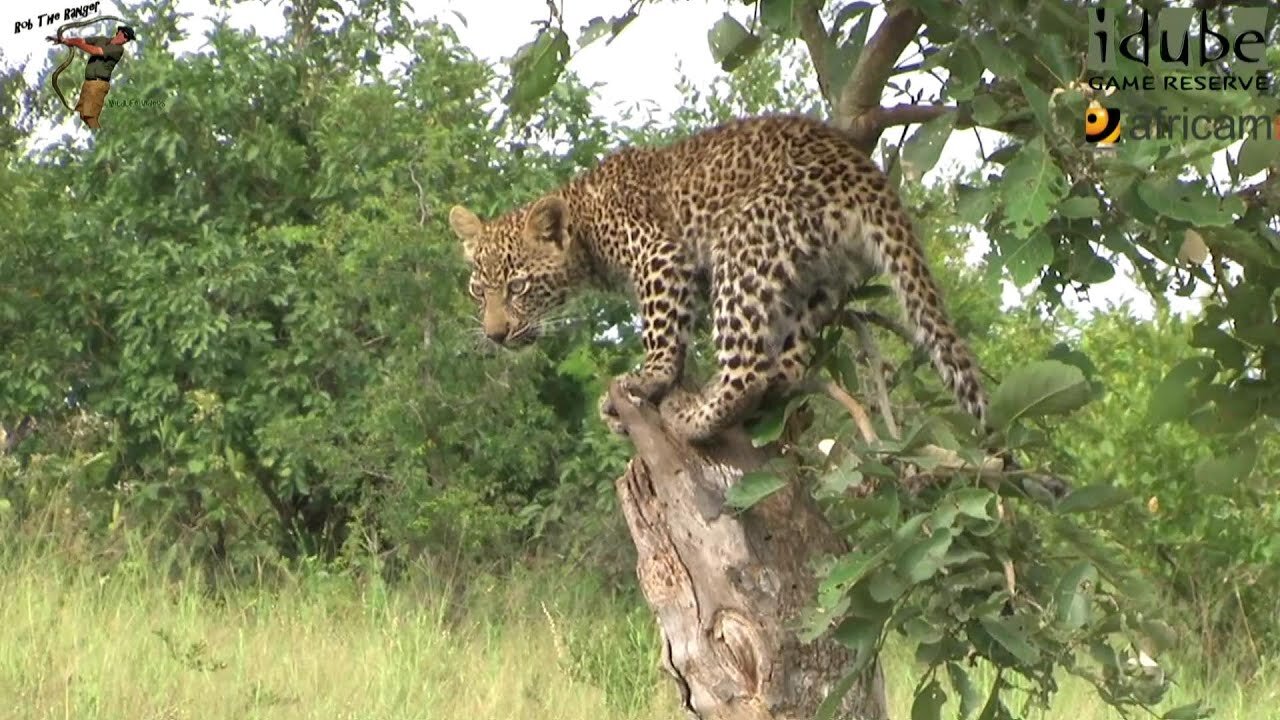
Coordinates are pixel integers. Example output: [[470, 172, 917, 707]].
[[448, 115, 990, 443]]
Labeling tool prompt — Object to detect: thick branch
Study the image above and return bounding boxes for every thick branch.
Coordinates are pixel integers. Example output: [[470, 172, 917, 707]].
[[796, 1, 833, 104], [874, 103, 950, 128], [608, 386, 889, 720], [836, 4, 924, 151], [795, 0, 1043, 152]]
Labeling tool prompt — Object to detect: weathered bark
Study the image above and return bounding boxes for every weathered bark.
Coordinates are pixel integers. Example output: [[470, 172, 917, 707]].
[[608, 385, 889, 720]]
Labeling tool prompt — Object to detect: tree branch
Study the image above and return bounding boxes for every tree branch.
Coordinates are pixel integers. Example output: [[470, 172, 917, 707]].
[[824, 381, 879, 444], [847, 313, 901, 441], [874, 103, 950, 128], [836, 4, 924, 151], [606, 385, 891, 719], [796, 0, 833, 105]]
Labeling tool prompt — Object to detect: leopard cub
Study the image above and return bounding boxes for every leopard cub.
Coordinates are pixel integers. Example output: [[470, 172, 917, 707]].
[[448, 114, 990, 443]]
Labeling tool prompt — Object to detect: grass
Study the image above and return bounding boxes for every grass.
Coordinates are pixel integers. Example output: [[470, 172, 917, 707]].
[[0, 542, 1274, 720]]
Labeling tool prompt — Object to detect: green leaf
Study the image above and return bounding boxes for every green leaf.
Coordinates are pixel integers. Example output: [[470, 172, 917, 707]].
[[1045, 343, 1100, 382], [947, 663, 982, 720], [867, 567, 910, 602], [759, 0, 798, 36], [611, 11, 638, 37], [911, 680, 947, 720], [973, 31, 1023, 79], [1193, 441, 1258, 489], [819, 464, 864, 496], [1146, 357, 1215, 425], [998, 230, 1053, 286], [900, 113, 957, 182], [578, 17, 612, 47], [979, 616, 1040, 665], [505, 28, 571, 116], [1190, 322, 1248, 372], [831, 1, 874, 32], [1236, 136, 1280, 177], [825, 348, 860, 393], [824, 8, 872, 99], [1063, 246, 1116, 284], [941, 547, 988, 568], [749, 394, 808, 446], [987, 360, 1091, 431], [953, 488, 997, 520], [1059, 196, 1100, 219], [708, 14, 762, 72], [975, 676, 1010, 720], [1162, 702, 1213, 720], [956, 184, 996, 224], [1136, 178, 1245, 227], [1016, 77, 1053, 130], [1053, 561, 1097, 630], [578, 11, 639, 48], [999, 137, 1069, 239], [821, 547, 889, 601], [1056, 484, 1129, 514], [724, 470, 787, 511], [895, 528, 954, 583], [832, 613, 885, 654], [969, 94, 1005, 125], [944, 42, 984, 100], [930, 502, 959, 531]]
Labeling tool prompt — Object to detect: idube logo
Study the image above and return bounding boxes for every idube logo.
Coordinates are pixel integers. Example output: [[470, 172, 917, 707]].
[[1084, 101, 1122, 146], [1087, 6, 1272, 93]]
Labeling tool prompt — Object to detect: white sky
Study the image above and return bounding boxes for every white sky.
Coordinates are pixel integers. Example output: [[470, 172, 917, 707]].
[[2, 0, 1210, 318]]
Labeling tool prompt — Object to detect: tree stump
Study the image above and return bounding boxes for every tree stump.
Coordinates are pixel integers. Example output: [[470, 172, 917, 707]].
[[608, 385, 889, 720]]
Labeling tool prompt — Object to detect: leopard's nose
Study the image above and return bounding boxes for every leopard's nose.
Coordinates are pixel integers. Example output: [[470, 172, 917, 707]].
[[486, 328, 508, 344]]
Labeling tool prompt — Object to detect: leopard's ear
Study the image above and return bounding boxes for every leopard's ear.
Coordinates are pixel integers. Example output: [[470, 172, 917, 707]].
[[448, 205, 483, 260], [523, 196, 569, 250]]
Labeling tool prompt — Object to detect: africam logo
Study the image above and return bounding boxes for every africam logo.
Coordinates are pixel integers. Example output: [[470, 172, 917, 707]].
[[1084, 100, 1280, 146], [1084, 101, 1122, 145]]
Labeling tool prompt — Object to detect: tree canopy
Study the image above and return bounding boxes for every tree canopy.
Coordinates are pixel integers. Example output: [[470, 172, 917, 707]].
[[1, 2, 1277, 719]]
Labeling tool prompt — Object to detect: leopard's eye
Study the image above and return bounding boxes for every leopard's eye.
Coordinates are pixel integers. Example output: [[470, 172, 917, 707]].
[[507, 277, 529, 295], [468, 279, 485, 299]]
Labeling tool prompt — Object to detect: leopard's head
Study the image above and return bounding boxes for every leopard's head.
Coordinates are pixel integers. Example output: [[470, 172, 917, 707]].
[[448, 196, 584, 348]]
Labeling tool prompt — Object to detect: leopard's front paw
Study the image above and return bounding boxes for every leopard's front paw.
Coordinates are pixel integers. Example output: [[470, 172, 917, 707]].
[[615, 370, 673, 405], [597, 390, 630, 436]]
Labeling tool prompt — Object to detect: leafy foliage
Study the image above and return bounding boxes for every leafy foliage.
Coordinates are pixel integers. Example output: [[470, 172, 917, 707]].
[[494, 0, 1276, 715], [2, 0, 1278, 717], [0, 0, 631, 568]]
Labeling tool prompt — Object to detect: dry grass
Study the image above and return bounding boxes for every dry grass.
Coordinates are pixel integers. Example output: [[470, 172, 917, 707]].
[[0, 546, 1273, 720]]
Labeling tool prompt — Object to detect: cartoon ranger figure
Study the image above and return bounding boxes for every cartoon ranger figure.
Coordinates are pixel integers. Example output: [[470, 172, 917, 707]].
[[46, 23, 136, 129]]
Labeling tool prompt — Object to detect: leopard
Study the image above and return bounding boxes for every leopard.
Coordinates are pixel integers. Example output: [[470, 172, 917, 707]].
[[447, 114, 991, 444]]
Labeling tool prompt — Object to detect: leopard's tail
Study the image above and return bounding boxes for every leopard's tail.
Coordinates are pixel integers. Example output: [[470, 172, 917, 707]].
[[861, 219, 991, 431]]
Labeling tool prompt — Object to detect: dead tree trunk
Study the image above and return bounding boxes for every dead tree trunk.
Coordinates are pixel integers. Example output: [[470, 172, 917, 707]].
[[608, 386, 889, 720]]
